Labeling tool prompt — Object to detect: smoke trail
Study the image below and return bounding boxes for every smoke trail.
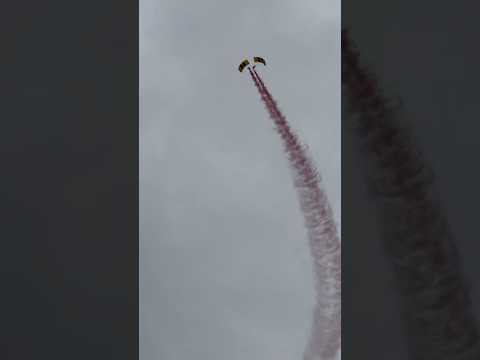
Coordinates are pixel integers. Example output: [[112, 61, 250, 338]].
[[342, 29, 480, 359], [248, 68, 341, 360]]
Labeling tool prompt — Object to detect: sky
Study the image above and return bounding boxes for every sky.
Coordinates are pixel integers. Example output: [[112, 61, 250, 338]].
[[140, 0, 341, 359]]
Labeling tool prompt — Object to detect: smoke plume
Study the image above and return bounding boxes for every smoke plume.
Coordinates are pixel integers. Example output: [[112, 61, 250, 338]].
[[342, 29, 480, 359], [248, 67, 341, 360]]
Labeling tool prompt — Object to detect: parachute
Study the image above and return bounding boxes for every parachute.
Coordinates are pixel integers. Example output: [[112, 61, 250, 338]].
[[238, 59, 250, 72], [238, 57, 266, 73], [253, 56, 266, 66]]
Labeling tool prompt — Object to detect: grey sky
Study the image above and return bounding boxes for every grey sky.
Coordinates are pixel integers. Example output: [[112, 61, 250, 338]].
[[140, 0, 340, 359]]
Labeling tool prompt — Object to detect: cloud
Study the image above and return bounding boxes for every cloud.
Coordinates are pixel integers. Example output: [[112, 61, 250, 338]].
[[140, 0, 340, 358]]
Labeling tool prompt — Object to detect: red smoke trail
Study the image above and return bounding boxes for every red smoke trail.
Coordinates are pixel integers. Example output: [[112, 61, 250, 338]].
[[248, 68, 341, 360]]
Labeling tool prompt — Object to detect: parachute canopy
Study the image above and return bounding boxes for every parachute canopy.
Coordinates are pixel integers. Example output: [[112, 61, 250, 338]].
[[253, 56, 266, 66], [238, 59, 250, 72]]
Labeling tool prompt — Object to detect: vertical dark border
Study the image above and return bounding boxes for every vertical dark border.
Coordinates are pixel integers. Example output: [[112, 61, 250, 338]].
[[1, 1, 138, 359], [342, 0, 480, 359]]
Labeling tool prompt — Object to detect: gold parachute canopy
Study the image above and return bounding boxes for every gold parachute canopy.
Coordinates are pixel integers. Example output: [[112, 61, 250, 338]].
[[238, 59, 250, 72], [253, 56, 266, 66]]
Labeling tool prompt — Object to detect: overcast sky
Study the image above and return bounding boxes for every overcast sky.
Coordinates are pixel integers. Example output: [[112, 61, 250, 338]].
[[140, 0, 340, 359]]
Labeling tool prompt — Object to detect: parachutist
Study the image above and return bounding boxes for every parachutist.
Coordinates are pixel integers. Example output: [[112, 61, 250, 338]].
[[238, 59, 250, 72], [253, 56, 266, 66], [238, 56, 266, 72]]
